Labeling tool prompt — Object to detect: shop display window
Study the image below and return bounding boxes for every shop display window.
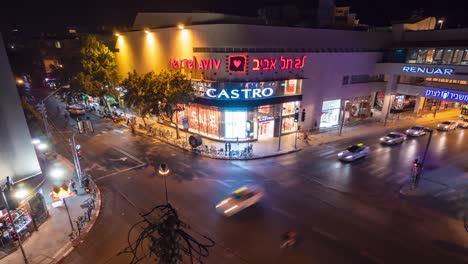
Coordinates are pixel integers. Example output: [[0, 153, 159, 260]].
[[281, 116, 298, 133], [416, 49, 427, 63], [442, 49, 454, 64], [224, 111, 247, 139], [452, 49, 464, 64], [425, 49, 435, 63], [320, 99, 341, 128], [0, 206, 33, 245], [282, 102, 300, 116], [187, 104, 220, 137]]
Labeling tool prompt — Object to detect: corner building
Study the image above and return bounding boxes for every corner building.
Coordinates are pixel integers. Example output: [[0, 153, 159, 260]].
[[116, 15, 468, 143], [116, 20, 392, 142]]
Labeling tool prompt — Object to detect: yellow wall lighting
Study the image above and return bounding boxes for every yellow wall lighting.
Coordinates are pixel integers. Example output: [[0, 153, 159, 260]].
[[178, 24, 185, 30], [115, 33, 121, 37]]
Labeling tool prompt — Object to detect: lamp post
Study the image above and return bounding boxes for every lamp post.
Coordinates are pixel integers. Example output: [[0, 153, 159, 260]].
[[414, 129, 433, 189], [1, 185, 29, 263], [158, 163, 170, 203]]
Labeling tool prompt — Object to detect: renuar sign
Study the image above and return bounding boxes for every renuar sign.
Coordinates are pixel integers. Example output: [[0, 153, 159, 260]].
[[402, 66, 454, 75], [205, 88, 274, 100]]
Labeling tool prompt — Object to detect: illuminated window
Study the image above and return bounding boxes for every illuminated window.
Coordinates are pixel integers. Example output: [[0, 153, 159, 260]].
[[54, 40, 61, 49], [425, 49, 435, 63], [442, 49, 453, 64], [224, 111, 247, 139], [452, 49, 464, 64], [433, 49, 444, 63], [416, 49, 427, 63]]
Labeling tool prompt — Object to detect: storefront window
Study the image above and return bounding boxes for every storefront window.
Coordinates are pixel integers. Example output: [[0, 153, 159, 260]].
[[320, 99, 341, 128], [281, 116, 298, 133], [184, 104, 220, 137], [425, 49, 435, 64], [224, 111, 247, 139]]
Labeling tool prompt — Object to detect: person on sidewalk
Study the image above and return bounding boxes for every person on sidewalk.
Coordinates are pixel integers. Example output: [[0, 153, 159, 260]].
[[303, 131, 309, 143], [70, 179, 77, 194]]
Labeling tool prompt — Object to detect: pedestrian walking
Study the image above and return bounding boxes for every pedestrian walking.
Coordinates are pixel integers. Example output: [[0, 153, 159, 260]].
[[70, 179, 77, 194]]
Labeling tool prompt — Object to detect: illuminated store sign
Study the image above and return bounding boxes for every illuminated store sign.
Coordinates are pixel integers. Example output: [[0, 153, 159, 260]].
[[252, 55, 307, 71], [425, 88, 468, 102], [402, 66, 454, 75], [205, 88, 274, 100], [171, 56, 221, 70], [171, 54, 307, 73]]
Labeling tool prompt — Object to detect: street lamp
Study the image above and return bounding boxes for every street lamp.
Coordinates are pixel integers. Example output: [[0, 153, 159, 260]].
[[49, 167, 65, 179], [37, 143, 48, 151], [437, 18, 445, 29], [158, 163, 170, 203], [31, 138, 41, 145], [1, 182, 29, 263]]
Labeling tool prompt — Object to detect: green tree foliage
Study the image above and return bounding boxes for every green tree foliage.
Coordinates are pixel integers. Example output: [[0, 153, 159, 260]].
[[78, 35, 120, 109], [121, 70, 194, 138], [157, 70, 195, 138], [121, 70, 162, 126]]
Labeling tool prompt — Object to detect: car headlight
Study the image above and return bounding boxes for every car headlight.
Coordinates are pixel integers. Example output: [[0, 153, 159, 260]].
[[380, 137, 385, 141], [338, 152, 343, 157], [444, 125, 448, 128], [345, 155, 353, 159], [406, 130, 410, 133]]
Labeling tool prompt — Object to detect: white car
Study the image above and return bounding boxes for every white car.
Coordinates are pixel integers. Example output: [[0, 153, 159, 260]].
[[67, 105, 86, 115], [436, 121, 457, 131], [216, 186, 264, 217], [380, 132, 407, 145], [337, 144, 370, 162], [406, 126, 430, 136], [457, 119, 468, 128]]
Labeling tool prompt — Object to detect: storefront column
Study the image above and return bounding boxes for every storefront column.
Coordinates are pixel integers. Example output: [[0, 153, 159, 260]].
[[380, 75, 399, 123], [414, 96, 425, 114]]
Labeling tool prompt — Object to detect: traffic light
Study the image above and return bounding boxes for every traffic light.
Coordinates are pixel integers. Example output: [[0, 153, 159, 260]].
[[301, 109, 306, 122], [294, 108, 299, 123]]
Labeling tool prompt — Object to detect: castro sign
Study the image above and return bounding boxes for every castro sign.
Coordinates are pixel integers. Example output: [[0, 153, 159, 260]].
[[205, 88, 274, 100], [402, 66, 454, 75]]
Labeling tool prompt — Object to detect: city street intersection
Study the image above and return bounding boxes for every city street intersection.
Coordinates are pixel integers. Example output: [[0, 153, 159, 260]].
[[46, 106, 468, 264]]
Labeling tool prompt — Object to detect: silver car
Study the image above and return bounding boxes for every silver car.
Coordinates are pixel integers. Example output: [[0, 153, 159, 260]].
[[216, 186, 264, 217], [337, 144, 370, 162], [380, 132, 407, 145], [406, 126, 429, 136], [437, 121, 457, 131]]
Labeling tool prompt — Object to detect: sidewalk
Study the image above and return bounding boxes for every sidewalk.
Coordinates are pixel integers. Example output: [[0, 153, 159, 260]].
[[0, 155, 101, 264], [103, 107, 462, 160]]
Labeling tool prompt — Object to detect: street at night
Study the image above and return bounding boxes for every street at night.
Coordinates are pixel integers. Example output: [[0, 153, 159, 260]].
[[45, 108, 468, 263]]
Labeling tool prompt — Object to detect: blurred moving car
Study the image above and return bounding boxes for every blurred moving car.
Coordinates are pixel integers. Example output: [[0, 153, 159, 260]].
[[337, 143, 369, 162], [67, 104, 86, 115], [380, 132, 407, 145], [436, 121, 457, 131], [216, 186, 264, 217], [457, 119, 468, 128], [405, 126, 430, 136], [42, 150, 58, 161]]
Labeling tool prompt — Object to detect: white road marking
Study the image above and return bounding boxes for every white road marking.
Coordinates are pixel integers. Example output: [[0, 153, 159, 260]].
[[94, 164, 147, 182], [178, 162, 191, 169], [112, 147, 145, 164], [317, 149, 336, 157], [196, 170, 210, 177], [271, 206, 296, 219], [311, 227, 338, 241], [215, 180, 232, 188]]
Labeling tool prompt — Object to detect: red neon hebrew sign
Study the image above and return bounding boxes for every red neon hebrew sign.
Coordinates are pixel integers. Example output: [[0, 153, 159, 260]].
[[252, 55, 307, 71], [171, 56, 221, 70]]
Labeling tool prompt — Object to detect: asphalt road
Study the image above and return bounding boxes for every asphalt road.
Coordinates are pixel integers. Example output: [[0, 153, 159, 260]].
[[35, 95, 468, 264]]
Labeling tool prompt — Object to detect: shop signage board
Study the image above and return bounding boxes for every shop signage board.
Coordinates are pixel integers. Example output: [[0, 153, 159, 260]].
[[402, 66, 454, 75], [425, 88, 468, 102], [205, 87, 274, 100], [170, 54, 307, 74]]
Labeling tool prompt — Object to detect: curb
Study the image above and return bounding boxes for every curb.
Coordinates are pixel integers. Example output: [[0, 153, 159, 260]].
[[52, 157, 103, 264], [123, 123, 303, 160]]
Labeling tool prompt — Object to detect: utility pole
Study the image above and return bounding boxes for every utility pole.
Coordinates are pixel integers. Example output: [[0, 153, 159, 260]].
[[415, 129, 433, 188]]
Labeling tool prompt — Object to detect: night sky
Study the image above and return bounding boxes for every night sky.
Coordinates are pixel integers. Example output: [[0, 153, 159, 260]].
[[0, 0, 467, 32]]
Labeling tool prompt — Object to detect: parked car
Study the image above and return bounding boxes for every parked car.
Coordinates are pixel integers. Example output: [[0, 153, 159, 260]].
[[380, 132, 407, 145], [67, 104, 86, 115], [405, 126, 430, 136], [436, 121, 458, 131]]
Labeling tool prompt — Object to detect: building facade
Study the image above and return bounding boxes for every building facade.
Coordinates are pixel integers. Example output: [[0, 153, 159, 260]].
[[114, 14, 468, 143]]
